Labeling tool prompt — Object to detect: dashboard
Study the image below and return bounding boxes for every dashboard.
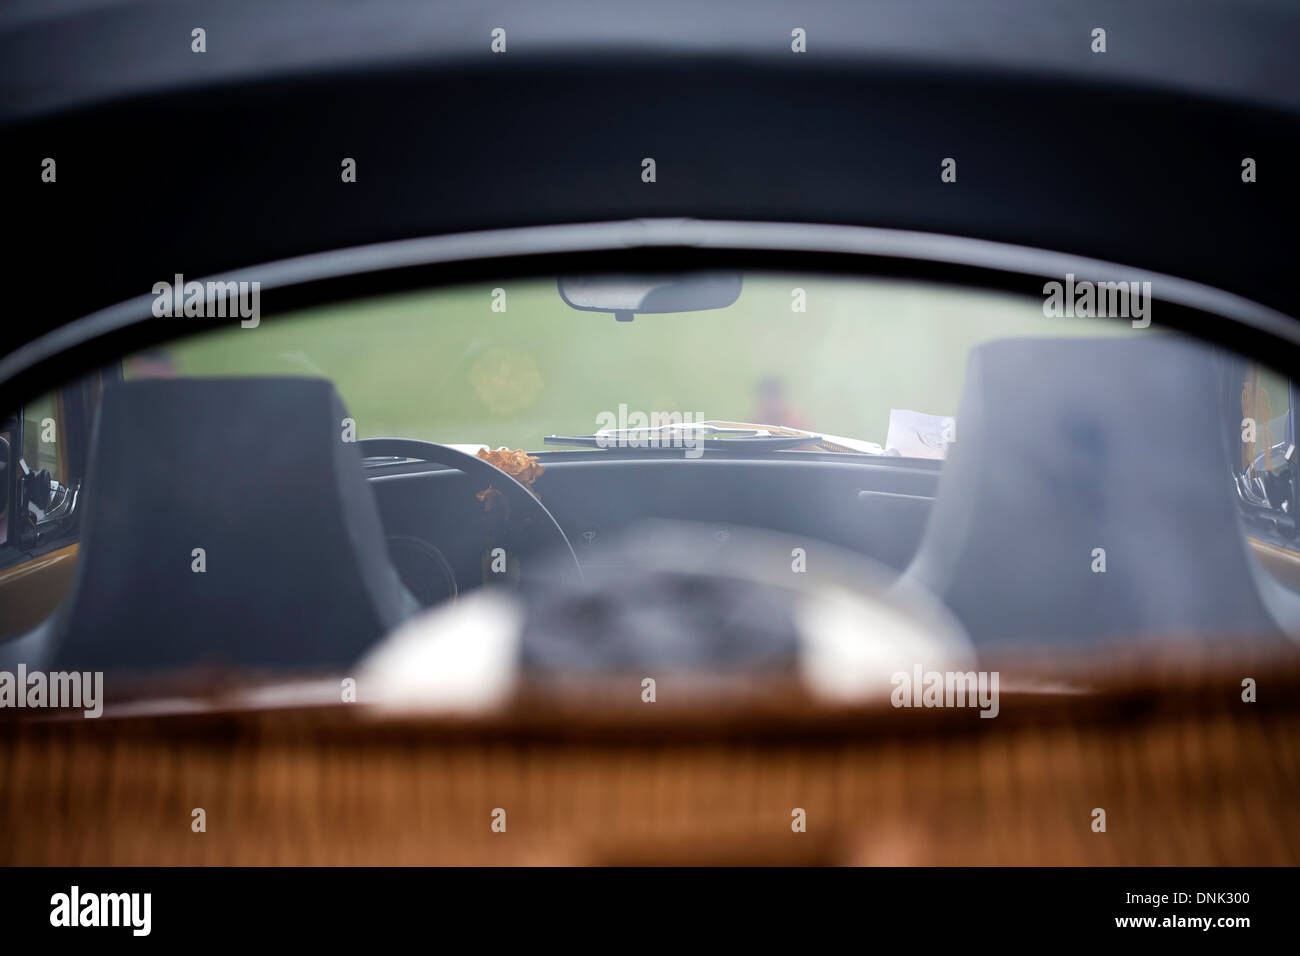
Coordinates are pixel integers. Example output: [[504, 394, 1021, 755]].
[[368, 453, 942, 606]]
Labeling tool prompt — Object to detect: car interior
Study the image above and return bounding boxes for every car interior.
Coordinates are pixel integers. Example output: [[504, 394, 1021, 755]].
[[3, 268, 1297, 682], [2, 0, 1298, 874]]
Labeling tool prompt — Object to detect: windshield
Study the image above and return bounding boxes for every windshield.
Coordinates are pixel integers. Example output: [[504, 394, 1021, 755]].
[[124, 274, 1147, 455], [3, 266, 1292, 672]]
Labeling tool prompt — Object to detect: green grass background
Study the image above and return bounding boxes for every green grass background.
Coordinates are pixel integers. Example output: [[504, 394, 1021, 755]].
[[138, 275, 1146, 451]]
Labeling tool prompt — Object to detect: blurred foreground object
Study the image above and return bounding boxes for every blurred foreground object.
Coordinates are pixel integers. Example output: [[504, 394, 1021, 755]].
[[359, 522, 972, 712]]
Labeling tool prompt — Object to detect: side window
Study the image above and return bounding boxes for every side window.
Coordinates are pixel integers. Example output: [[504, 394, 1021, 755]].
[[0, 396, 77, 641], [2, 368, 112, 560], [1242, 366, 1292, 476], [1240, 365, 1298, 579], [0, 368, 115, 640], [21, 390, 65, 487], [17, 389, 75, 538]]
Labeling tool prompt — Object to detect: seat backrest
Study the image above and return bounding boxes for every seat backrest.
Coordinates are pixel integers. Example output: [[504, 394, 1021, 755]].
[[52, 377, 416, 673], [899, 335, 1286, 648]]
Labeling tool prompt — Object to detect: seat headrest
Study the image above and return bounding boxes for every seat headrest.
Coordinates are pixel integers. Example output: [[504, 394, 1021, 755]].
[[901, 335, 1284, 647], [52, 377, 415, 673]]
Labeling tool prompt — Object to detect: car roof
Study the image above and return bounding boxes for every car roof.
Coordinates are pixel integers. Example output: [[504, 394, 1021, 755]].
[[4, 0, 1299, 121], [2, 0, 1298, 400]]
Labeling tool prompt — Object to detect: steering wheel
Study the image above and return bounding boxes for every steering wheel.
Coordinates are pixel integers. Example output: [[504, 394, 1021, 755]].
[[358, 438, 582, 580]]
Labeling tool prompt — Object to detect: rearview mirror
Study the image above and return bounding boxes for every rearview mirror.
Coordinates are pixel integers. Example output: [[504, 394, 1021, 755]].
[[558, 272, 742, 322]]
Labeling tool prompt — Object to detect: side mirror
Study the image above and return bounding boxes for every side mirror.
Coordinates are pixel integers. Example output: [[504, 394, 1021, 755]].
[[558, 272, 742, 322]]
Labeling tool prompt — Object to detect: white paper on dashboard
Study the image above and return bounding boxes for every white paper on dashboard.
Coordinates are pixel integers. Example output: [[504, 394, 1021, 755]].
[[885, 409, 956, 460]]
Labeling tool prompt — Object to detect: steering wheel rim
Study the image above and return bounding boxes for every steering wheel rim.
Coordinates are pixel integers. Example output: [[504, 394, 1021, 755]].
[[359, 438, 582, 579]]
